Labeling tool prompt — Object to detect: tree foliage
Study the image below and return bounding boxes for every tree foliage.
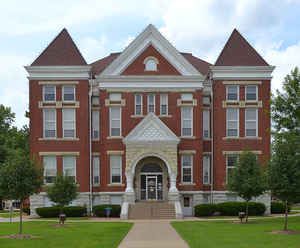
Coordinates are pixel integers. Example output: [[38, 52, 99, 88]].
[[227, 151, 267, 222]]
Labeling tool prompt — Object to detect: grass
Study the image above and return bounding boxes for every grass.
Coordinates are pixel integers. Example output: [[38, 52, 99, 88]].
[[0, 210, 9, 213], [0, 213, 19, 218], [292, 207, 300, 211], [37, 217, 89, 221], [172, 216, 300, 248]]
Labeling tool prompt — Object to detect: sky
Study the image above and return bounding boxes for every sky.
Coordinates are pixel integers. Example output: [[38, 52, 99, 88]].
[[1, 0, 300, 128]]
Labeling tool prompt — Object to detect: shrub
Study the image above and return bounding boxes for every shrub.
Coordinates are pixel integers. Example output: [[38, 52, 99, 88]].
[[194, 204, 217, 217], [23, 206, 30, 215], [93, 204, 121, 217], [216, 202, 266, 216], [271, 201, 290, 214], [36, 206, 86, 218]]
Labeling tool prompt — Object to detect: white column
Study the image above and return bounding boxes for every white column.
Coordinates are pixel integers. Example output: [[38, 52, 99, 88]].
[[125, 172, 134, 193], [169, 173, 178, 193]]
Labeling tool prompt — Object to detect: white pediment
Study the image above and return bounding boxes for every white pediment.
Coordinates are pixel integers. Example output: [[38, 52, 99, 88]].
[[99, 24, 201, 77], [123, 113, 180, 145]]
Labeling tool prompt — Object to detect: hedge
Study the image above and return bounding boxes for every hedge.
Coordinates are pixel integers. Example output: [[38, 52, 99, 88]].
[[36, 206, 87, 218], [93, 204, 121, 217], [271, 201, 290, 214], [195, 204, 217, 217], [23, 206, 30, 215], [216, 202, 266, 216]]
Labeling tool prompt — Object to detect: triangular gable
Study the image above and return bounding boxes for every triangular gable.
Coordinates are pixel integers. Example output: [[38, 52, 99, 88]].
[[122, 44, 181, 75], [100, 24, 201, 76], [215, 29, 269, 66], [31, 28, 87, 66], [123, 113, 180, 145]]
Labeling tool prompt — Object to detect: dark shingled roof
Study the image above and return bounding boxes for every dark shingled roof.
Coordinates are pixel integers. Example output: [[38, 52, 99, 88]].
[[31, 28, 87, 66], [215, 29, 269, 66]]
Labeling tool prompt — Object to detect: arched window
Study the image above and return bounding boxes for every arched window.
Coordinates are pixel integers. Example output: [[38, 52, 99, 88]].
[[141, 163, 162, 173], [144, 57, 158, 71]]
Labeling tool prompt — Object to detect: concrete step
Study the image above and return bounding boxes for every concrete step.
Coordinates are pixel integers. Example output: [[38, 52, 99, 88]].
[[128, 202, 176, 219]]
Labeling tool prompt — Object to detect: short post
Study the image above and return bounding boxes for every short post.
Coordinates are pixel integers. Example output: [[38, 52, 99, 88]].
[[59, 214, 66, 224], [105, 207, 112, 218], [9, 204, 14, 223], [238, 212, 246, 223]]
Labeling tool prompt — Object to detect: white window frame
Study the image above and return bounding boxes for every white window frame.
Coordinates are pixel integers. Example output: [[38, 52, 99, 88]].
[[109, 93, 121, 101], [245, 108, 258, 137], [245, 85, 258, 102], [43, 86, 56, 102], [226, 85, 239, 102], [62, 85, 75, 102], [43, 109, 56, 138], [63, 156, 76, 183], [92, 96, 99, 105], [147, 94, 155, 113], [203, 156, 210, 185], [181, 155, 193, 184], [109, 107, 122, 137], [93, 156, 100, 186], [145, 59, 157, 71], [160, 94, 168, 116], [226, 154, 239, 184], [62, 108, 76, 138], [203, 96, 210, 105], [226, 108, 239, 137], [110, 155, 122, 184], [181, 93, 193, 101], [135, 94, 143, 115], [43, 156, 56, 184], [181, 107, 193, 136], [203, 110, 210, 139], [92, 110, 100, 140]]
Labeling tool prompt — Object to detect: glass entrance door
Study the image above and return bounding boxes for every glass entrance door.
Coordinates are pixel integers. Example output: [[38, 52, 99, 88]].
[[146, 176, 157, 200]]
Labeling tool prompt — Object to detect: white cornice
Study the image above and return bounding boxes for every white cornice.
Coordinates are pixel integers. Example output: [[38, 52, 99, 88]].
[[25, 65, 92, 80], [210, 66, 275, 80]]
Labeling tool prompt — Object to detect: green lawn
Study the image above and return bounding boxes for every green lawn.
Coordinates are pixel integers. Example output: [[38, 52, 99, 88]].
[[0, 221, 133, 248], [0, 213, 19, 218], [38, 217, 89, 221], [172, 216, 300, 248]]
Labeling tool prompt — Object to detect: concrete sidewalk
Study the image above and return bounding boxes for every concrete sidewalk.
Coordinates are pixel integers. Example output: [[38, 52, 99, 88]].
[[118, 220, 189, 248]]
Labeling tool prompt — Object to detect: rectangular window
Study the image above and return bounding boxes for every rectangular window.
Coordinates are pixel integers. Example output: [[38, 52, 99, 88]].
[[226, 108, 239, 137], [43, 86, 56, 102], [203, 96, 210, 105], [203, 156, 210, 184], [135, 94, 143, 115], [226, 85, 239, 101], [93, 156, 100, 185], [62, 109, 75, 138], [147, 94, 155, 113], [203, 110, 210, 138], [181, 107, 193, 136], [181, 93, 193, 101], [63, 86, 75, 101], [110, 155, 122, 184], [226, 155, 238, 183], [246, 85, 257, 101], [181, 155, 193, 183], [245, 108, 258, 137], [92, 110, 99, 140], [109, 93, 121, 101], [43, 156, 56, 184], [110, 107, 121, 136], [160, 94, 168, 115], [92, 96, 99, 105], [43, 109, 56, 138], [63, 156, 76, 182]]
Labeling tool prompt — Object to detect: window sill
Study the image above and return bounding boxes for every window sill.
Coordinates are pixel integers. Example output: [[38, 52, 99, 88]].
[[158, 115, 172, 118], [203, 184, 211, 186], [222, 137, 262, 140], [39, 138, 79, 141], [179, 183, 196, 186], [131, 115, 144, 118], [107, 183, 125, 187], [203, 138, 211, 141], [180, 136, 196, 139], [107, 136, 123, 139]]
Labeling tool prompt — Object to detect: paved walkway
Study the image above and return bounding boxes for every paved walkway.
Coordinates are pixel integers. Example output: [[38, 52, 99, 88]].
[[118, 220, 189, 248]]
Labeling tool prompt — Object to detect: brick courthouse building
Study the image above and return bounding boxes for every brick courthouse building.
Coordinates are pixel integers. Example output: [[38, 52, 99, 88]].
[[25, 25, 274, 218]]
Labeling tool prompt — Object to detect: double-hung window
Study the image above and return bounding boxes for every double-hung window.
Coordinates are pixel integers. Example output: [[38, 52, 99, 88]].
[[245, 109, 258, 137], [203, 156, 210, 184], [226, 108, 239, 137], [226, 85, 239, 101], [43, 86, 56, 102], [63, 86, 75, 101], [110, 155, 122, 184], [181, 107, 193, 136], [226, 155, 238, 183], [63, 156, 76, 182], [93, 156, 100, 185], [92, 96, 99, 105], [92, 110, 99, 140], [109, 93, 121, 101], [135, 94, 143, 115], [147, 94, 155, 113], [43, 109, 56, 138], [245, 85, 257, 101], [160, 94, 168, 115], [110, 107, 121, 136], [43, 156, 56, 184], [181, 155, 193, 183], [62, 109, 76, 138], [203, 110, 210, 138], [181, 93, 193, 101]]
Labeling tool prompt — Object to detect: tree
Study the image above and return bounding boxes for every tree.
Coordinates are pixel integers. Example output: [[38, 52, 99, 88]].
[[269, 133, 300, 231], [45, 173, 78, 221], [227, 151, 267, 222], [0, 150, 43, 234]]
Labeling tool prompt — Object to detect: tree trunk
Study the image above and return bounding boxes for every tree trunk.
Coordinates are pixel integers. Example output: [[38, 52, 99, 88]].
[[284, 200, 288, 231], [19, 201, 23, 235], [246, 201, 249, 223]]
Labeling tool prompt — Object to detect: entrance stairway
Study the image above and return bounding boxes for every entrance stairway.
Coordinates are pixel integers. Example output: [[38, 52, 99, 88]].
[[128, 202, 176, 219]]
